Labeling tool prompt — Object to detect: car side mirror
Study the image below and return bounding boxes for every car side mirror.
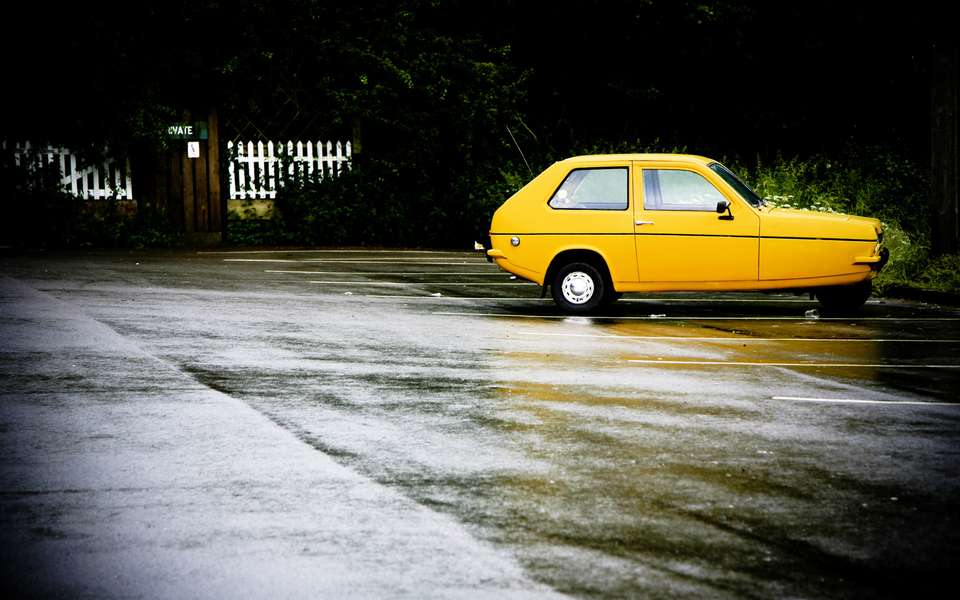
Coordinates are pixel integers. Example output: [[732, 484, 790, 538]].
[[716, 200, 734, 220]]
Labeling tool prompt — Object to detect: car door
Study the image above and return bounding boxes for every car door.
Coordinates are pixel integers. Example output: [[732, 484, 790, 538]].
[[632, 163, 759, 286], [541, 161, 640, 284]]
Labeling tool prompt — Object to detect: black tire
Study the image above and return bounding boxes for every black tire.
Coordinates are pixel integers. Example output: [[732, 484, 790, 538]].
[[551, 262, 606, 313], [816, 280, 872, 314]]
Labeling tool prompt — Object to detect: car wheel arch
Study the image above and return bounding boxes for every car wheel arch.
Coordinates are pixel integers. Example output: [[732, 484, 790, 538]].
[[544, 249, 615, 293]]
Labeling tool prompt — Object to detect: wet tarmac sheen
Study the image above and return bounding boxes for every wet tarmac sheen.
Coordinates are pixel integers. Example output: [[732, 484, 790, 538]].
[[2, 249, 959, 598]]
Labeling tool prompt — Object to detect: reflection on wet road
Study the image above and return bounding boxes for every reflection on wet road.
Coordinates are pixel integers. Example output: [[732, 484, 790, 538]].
[[3, 248, 959, 598]]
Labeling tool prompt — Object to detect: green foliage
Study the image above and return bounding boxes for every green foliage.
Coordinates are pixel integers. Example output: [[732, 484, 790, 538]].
[[0, 151, 182, 249], [126, 205, 184, 248], [914, 254, 960, 292], [227, 157, 530, 249], [1, 153, 79, 247], [209, 1, 532, 249], [873, 222, 926, 289], [734, 147, 929, 236], [725, 147, 959, 295], [872, 224, 960, 296], [225, 211, 288, 247], [5, 197, 184, 250]]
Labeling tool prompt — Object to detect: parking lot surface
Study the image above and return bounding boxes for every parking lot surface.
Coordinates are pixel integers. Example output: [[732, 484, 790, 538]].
[[2, 248, 959, 598]]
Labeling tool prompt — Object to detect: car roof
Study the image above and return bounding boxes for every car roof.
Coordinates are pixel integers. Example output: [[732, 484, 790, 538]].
[[559, 153, 716, 165]]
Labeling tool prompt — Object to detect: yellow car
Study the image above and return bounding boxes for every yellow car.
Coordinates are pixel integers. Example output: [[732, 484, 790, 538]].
[[487, 154, 888, 313]]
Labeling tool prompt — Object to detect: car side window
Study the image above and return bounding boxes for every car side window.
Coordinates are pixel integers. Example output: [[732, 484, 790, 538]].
[[644, 169, 726, 211], [548, 168, 628, 210]]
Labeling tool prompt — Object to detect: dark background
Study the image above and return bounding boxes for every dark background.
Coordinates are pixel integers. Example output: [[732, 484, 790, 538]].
[[1, 0, 955, 253], [2, 1, 943, 157]]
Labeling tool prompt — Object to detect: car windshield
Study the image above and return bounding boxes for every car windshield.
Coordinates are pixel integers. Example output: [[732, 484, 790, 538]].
[[708, 162, 764, 208]]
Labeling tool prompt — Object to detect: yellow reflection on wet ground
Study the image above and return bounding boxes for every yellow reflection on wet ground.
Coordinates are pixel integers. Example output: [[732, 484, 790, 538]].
[[489, 312, 960, 403]]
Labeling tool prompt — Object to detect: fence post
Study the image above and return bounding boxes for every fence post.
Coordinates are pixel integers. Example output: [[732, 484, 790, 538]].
[[267, 141, 277, 197], [255, 141, 265, 199], [227, 141, 236, 200], [287, 141, 295, 183], [247, 141, 256, 199], [326, 141, 335, 178], [305, 141, 315, 179]]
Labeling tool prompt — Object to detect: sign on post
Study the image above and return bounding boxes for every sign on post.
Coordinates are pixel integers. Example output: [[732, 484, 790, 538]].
[[187, 141, 200, 158], [167, 122, 209, 140]]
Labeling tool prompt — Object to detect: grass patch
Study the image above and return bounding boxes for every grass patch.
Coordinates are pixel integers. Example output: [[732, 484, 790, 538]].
[[727, 148, 959, 298]]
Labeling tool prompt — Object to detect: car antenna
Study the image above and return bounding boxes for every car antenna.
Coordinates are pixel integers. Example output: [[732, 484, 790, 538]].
[[505, 125, 533, 176]]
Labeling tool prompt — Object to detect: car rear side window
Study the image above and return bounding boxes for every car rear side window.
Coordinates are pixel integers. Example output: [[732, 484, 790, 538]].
[[644, 169, 725, 211], [548, 167, 628, 210]]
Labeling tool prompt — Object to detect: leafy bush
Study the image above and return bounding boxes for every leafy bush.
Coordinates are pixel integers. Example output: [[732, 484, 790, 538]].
[[267, 161, 421, 247], [126, 204, 184, 248], [0, 151, 182, 249], [727, 147, 959, 295], [735, 147, 929, 236], [915, 254, 960, 292], [872, 224, 960, 295], [227, 156, 530, 249]]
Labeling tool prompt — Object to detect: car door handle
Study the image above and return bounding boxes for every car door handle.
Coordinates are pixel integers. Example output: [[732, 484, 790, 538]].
[[635, 220, 655, 226]]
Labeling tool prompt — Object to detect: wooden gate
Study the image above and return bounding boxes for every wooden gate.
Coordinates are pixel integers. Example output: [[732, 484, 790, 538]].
[[132, 109, 224, 244]]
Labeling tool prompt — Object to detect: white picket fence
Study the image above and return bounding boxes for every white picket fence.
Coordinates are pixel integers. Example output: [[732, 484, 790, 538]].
[[227, 140, 351, 200], [3, 139, 352, 202], [2, 141, 134, 200]]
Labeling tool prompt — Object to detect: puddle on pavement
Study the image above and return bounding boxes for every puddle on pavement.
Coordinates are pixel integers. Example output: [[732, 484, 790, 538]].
[[492, 314, 960, 402]]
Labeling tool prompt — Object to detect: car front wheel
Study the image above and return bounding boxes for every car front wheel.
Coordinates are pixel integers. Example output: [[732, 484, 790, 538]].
[[552, 262, 606, 313], [815, 280, 872, 314]]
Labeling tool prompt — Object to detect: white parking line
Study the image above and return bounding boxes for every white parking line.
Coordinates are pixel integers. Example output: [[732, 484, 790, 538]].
[[619, 298, 881, 304], [628, 359, 960, 368], [772, 396, 960, 406], [307, 281, 536, 287], [434, 312, 960, 322], [301, 258, 487, 263], [516, 332, 959, 343], [203, 249, 475, 255], [266, 270, 507, 276], [365, 295, 549, 300], [256, 275, 885, 306], [223, 258, 485, 267], [224, 258, 302, 263], [226, 258, 488, 265], [621, 298, 812, 303]]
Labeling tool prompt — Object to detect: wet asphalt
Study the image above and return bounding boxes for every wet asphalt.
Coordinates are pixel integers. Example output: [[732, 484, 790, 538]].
[[1, 248, 958, 599]]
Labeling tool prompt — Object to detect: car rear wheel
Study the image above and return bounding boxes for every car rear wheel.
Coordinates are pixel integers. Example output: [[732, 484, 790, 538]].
[[816, 280, 872, 314], [552, 262, 606, 313]]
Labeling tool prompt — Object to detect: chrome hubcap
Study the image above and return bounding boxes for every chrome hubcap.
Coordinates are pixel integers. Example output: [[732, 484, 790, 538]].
[[561, 272, 595, 304]]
